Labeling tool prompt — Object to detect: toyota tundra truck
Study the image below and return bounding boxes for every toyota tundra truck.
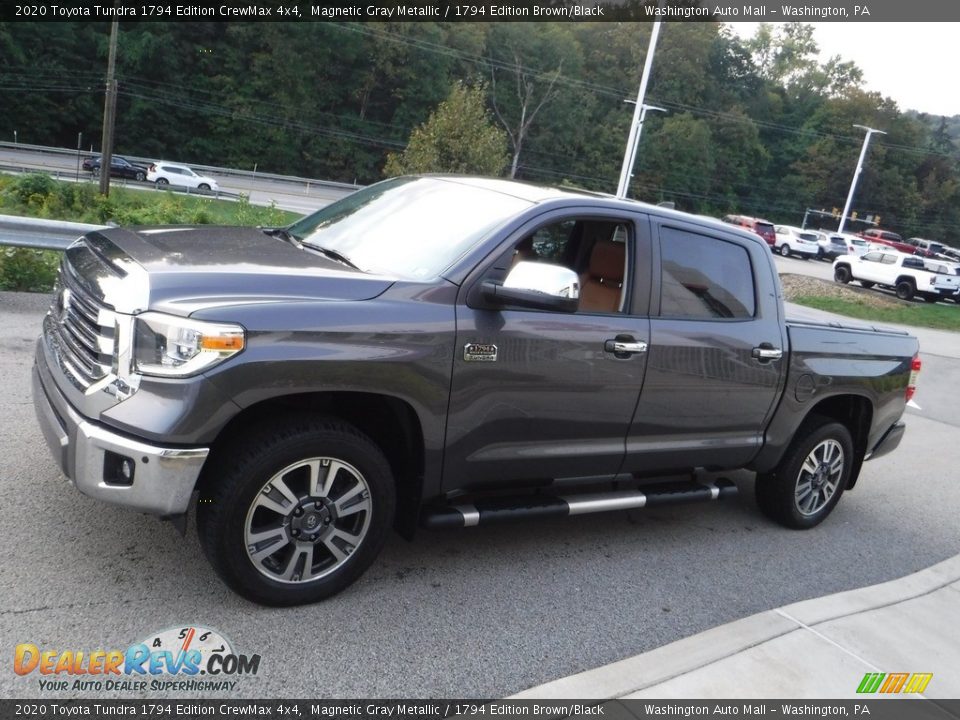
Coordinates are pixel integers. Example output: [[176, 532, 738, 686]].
[[33, 176, 920, 605]]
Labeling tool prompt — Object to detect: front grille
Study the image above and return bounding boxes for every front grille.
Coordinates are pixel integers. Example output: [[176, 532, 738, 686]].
[[46, 268, 116, 389]]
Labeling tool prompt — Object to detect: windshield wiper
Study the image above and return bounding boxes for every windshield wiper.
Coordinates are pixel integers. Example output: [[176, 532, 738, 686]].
[[302, 243, 361, 271], [261, 227, 302, 247]]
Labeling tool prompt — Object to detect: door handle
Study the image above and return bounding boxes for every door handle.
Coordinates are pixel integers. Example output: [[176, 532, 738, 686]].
[[752, 344, 783, 362], [604, 339, 648, 355]]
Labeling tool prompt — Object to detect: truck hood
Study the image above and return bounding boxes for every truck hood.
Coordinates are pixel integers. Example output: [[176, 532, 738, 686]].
[[62, 225, 396, 315]]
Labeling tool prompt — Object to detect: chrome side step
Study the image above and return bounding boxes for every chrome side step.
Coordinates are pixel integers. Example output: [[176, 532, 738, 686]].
[[421, 478, 737, 529]]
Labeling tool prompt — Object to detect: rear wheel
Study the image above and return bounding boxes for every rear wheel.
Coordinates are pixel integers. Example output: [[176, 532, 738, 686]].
[[779, 244, 791, 257], [756, 418, 853, 529], [922, 294, 939, 304], [155, 177, 169, 186], [197, 415, 396, 606], [834, 265, 851, 283], [895, 280, 916, 301], [135, 171, 145, 181]]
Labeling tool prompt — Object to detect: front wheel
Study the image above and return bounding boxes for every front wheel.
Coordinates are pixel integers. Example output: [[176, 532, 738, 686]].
[[198, 183, 211, 191], [834, 265, 851, 283], [756, 418, 853, 529], [779, 244, 791, 257], [197, 416, 396, 606]]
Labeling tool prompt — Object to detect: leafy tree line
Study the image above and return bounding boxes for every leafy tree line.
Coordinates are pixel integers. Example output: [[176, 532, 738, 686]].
[[1, 20, 958, 243]]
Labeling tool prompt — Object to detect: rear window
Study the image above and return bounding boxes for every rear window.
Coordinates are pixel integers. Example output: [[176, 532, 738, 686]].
[[881, 231, 903, 242], [659, 228, 756, 320], [799, 232, 818, 242]]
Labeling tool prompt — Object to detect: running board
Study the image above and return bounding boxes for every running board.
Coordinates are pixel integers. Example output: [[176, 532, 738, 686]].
[[421, 478, 737, 529]]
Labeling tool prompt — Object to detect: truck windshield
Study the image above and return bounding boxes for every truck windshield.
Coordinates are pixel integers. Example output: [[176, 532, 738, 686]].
[[286, 177, 531, 280]]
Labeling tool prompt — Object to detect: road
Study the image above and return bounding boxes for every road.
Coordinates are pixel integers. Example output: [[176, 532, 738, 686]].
[[1, 290, 958, 699], [0, 145, 351, 214]]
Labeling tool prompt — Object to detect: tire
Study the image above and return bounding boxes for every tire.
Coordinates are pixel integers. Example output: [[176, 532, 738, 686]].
[[895, 280, 915, 301], [91, 167, 100, 178], [817, 248, 825, 261], [755, 417, 853, 529], [859, 280, 875, 289], [198, 183, 211, 191], [155, 177, 169, 186], [779, 244, 791, 257], [135, 171, 145, 181], [197, 415, 396, 606], [834, 265, 851, 284], [922, 294, 939, 304]]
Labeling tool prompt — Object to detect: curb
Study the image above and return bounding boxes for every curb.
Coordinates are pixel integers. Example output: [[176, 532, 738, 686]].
[[511, 553, 960, 699]]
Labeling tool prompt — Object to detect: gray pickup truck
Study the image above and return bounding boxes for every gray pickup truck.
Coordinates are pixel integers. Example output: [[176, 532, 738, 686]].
[[33, 176, 920, 606]]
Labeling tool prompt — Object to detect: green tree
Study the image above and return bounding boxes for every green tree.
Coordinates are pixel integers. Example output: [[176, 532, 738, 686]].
[[383, 83, 508, 177]]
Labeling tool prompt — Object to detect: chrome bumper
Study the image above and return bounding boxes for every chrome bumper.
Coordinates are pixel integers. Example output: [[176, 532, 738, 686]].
[[32, 353, 209, 516]]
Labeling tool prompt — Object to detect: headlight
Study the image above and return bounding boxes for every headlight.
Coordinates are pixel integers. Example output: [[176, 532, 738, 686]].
[[133, 312, 245, 377]]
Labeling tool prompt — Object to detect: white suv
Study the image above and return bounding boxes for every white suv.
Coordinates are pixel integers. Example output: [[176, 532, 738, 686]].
[[773, 225, 820, 259], [834, 250, 960, 302], [147, 162, 219, 192]]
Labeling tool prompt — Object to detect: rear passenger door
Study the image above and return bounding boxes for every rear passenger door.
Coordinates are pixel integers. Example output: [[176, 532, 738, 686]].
[[623, 220, 786, 473]]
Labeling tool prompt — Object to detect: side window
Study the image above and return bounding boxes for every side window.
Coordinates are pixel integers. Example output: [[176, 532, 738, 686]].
[[862, 252, 882, 263], [881, 255, 897, 265], [659, 227, 756, 320], [507, 218, 631, 315]]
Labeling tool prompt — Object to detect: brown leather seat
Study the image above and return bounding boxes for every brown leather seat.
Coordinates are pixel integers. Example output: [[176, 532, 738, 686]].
[[579, 239, 625, 313]]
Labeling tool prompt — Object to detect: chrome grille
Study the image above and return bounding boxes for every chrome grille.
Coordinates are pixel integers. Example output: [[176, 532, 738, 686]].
[[46, 269, 116, 389]]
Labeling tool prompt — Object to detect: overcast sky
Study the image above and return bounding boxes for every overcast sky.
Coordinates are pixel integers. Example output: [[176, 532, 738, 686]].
[[728, 23, 959, 117]]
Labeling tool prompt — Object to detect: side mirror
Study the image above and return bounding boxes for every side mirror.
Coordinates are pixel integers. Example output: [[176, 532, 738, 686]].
[[482, 261, 580, 313]]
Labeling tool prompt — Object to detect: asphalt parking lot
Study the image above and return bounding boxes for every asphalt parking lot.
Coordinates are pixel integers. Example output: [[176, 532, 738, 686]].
[[2, 289, 958, 700]]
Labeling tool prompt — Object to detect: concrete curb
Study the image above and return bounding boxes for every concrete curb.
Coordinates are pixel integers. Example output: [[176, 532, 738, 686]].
[[511, 554, 960, 699]]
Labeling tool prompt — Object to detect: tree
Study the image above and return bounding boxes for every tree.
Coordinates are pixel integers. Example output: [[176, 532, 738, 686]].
[[383, 83, 508, 177], [485, 23, 581, 178]]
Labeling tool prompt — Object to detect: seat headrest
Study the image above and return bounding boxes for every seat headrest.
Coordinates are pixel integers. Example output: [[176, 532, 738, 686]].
[[587, 239, 624, 282]]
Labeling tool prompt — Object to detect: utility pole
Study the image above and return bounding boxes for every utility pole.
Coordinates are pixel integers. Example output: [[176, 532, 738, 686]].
[[616, 20, 663, 199], [99, 21, 119, 196], [837, 124, 886, 234]]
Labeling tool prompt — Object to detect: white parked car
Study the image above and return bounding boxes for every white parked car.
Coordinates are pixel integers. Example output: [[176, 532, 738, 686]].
[[772, 225, 820, 259], [147, 162, 219, 192], [833, 250, 960, 302], [834, 232, 869, 257]]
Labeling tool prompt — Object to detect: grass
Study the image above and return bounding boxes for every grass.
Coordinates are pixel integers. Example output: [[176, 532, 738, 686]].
[[0, 173, 301, 227], [791, 295, 960, 331], [0, 173, 304, 292]]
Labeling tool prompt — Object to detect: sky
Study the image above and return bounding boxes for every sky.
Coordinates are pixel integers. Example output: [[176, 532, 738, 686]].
[[728, 23, 960, 117]]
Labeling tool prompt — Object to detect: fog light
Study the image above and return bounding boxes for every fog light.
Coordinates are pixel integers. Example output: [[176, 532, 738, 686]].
[[103, 451, 135, 486]]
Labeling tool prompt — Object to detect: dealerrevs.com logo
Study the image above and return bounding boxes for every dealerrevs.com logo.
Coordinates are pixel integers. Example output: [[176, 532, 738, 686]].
[[14, 626, 261, 693]]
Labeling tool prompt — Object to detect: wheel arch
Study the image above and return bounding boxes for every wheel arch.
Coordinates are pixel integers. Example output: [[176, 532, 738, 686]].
[[795, 394, 873, 490], [196, 391, 426, 538]]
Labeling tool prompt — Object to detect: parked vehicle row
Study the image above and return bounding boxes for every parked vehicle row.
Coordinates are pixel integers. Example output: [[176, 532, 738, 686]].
[[81, 155, 219, 192], [834, 250, 960, 302]]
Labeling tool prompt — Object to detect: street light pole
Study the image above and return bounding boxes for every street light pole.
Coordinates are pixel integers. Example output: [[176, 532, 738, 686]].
[[837, 124, 886, 234], [616, 20, 662, 199]]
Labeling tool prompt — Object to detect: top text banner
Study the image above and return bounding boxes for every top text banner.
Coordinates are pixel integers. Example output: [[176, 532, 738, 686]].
[[4, 0, 960, 23]]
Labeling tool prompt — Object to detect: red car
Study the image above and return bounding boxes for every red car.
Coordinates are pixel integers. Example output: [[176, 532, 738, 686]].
[[859, 228, 934, 257], [721, 214, 776, 249]]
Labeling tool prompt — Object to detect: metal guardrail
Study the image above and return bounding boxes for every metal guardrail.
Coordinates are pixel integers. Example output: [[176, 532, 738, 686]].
[[0, 214, 105, 251], [0, 141, 362, 193]]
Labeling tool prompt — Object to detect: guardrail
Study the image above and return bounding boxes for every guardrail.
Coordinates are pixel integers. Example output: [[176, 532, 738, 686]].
[[0, 141, 362, 193], [0, 214, 106, 251]]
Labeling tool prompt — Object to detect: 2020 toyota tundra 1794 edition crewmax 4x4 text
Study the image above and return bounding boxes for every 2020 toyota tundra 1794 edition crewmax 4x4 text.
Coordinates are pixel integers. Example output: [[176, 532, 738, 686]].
[[33, 177, 921, 605]]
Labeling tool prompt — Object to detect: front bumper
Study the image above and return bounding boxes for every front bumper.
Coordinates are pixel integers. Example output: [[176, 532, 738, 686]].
[[32, 355, 209, 516], [866, 421, 906, 461]]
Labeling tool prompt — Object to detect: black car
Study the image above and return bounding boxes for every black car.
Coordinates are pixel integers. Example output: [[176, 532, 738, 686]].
[[81, 155, 148, 181]]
